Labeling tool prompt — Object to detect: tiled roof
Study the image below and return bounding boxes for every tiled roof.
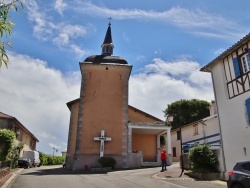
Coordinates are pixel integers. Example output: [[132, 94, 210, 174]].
[[200, 33, 250, 72], [66, 98, 164, 122], [0, 111, 39, 142], [0, 112, 14, 118]]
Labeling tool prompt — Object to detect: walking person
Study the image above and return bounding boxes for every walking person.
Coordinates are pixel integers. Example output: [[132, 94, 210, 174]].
[[160, 149, 167, 172]]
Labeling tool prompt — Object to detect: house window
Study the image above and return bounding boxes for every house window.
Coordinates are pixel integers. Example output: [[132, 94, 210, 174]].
[[246, 98, 250, 125], [241, 53, 250, 73], [193, 124, 198, 135], [233, 50, 250, 78], [173, 147, 176, 157], [177, 130, 181, 140]]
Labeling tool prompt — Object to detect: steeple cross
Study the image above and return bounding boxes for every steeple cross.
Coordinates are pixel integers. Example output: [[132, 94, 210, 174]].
[[108, 17, 112, 25], [94, 130, 111, 157]]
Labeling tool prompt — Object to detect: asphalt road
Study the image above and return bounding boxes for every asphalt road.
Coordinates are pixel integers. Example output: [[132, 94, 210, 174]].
[[9, 165, 227, 188]]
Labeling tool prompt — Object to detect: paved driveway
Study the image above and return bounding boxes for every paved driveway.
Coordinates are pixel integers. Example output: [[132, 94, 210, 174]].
[[8, 164, 227, 188]]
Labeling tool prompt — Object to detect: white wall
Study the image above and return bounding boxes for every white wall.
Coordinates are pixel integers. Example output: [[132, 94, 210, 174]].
[[211, 61, 250, 174], [171, 116, 220, 162]]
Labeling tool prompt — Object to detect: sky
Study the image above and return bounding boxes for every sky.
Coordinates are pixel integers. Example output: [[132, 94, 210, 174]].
[[1, 0, 250, 155]]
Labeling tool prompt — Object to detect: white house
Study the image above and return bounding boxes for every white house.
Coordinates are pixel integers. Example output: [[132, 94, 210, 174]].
[[171, 101, 220, 162], [201, 33, 250, 180]]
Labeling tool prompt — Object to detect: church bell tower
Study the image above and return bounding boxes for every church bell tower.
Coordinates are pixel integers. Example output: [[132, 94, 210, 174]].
[[67, 21, 133, 170]]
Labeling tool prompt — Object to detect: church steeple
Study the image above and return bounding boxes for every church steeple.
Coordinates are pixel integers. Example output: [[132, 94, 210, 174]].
[[101, 20, 114, 56]]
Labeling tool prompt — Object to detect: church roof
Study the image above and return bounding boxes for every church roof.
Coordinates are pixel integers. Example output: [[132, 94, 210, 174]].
[[103, 22, 112, 45], [84, 54, 128, 64], [66, 99, 162, 122], [128, 105, 164, 122], [83, 21, 128, 65]]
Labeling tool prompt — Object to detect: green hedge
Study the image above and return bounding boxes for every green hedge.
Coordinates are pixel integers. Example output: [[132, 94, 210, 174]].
[[0, 129, 15, 161], [39, 152, 65, 166]]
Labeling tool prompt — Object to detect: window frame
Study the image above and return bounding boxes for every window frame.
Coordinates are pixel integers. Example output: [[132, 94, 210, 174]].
[[240, 52, 250, 73]]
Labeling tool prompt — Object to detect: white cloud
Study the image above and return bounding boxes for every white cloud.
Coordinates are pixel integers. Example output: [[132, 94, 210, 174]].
[[122, 32, 130, 42], [54, 0, 67, 15], [214, 48, 226, 56], [25, 1, 92, 59], [53, 25, 88, 46], [129, 58, 214, 120], [73, 2, 246, 40], [136, 55, 145, 61], [49, 143, 60, 149], [0, 52, 80, 155]]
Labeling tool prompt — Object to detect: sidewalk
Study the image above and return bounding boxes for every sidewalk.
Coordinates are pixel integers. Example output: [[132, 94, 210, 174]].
[[0, 168, 22, 188], [153, 163, 194, 180], [153, 163, 227, 187]]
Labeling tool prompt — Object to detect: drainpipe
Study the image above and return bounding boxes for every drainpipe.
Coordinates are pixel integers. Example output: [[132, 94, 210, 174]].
[[201, 121, 207, 144], [211, 71, 227, 179]]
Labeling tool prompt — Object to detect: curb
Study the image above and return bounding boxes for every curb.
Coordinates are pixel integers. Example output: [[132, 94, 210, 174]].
[[152, 172, 195, 181], [2, 169, 23, 188]]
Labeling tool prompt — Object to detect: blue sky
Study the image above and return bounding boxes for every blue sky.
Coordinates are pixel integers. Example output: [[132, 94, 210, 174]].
[[0, 0, 249, 155]]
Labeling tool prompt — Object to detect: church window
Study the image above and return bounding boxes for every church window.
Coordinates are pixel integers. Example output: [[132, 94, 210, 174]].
[[246, 98, 250, 125]]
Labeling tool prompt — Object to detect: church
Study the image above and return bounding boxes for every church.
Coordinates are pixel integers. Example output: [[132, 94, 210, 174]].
[[65, 22, 172, 170]]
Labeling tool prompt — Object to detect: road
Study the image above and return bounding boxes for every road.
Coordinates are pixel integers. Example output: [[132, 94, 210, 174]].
[[10, 165, 227, 188]]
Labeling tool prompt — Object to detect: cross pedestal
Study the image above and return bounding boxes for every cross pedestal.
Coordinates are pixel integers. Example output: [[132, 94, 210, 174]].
[[94, 130, 111, 157]]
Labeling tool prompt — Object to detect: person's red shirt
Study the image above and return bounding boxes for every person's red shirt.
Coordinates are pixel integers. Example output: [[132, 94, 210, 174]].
[[161, 151, 167, 160]]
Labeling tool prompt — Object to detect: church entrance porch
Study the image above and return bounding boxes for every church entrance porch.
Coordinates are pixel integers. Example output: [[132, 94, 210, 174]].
[[127, 123, 172, 168]]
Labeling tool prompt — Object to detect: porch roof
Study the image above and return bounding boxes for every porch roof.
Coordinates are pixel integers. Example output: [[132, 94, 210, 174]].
[[128, 122, 171, 135]]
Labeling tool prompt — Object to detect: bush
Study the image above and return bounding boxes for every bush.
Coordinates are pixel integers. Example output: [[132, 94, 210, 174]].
[[7, 142, 24, 168], [98, 157, 116, 169], [0, 129, 15, 161], [38, 152, 65, 166], [188, 144, 218, 173]]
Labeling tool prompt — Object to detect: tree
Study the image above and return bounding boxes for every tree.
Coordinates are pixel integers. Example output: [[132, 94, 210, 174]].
[[0, 0, 24, 68], [6, 142, 24, 168], [164, 99, 210, 129], [0, 129, 15, 161]]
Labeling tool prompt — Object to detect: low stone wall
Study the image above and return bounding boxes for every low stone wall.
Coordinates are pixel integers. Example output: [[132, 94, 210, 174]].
[[0, 167, 10, 179], [0, 161, 10, 179], [185, 172, 221, 180]]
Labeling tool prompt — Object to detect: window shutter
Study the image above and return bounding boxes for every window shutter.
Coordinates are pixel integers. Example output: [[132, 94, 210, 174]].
[[248, 49, 250, 61], [233, 57, 240, 77], [246, 98, 250, 125]]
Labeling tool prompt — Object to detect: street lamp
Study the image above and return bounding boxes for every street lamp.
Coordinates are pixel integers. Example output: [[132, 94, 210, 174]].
[[52, 147, 58, 156], [167, 114, 184, 177]]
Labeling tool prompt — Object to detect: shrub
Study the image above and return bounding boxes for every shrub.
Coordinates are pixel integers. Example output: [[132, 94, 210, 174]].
[[0, 129, 15, 161], [188, 144, 218, 173], [38, 152, 65, 166], [98, 157, 116, 169], [7, 142, 24, 168]]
